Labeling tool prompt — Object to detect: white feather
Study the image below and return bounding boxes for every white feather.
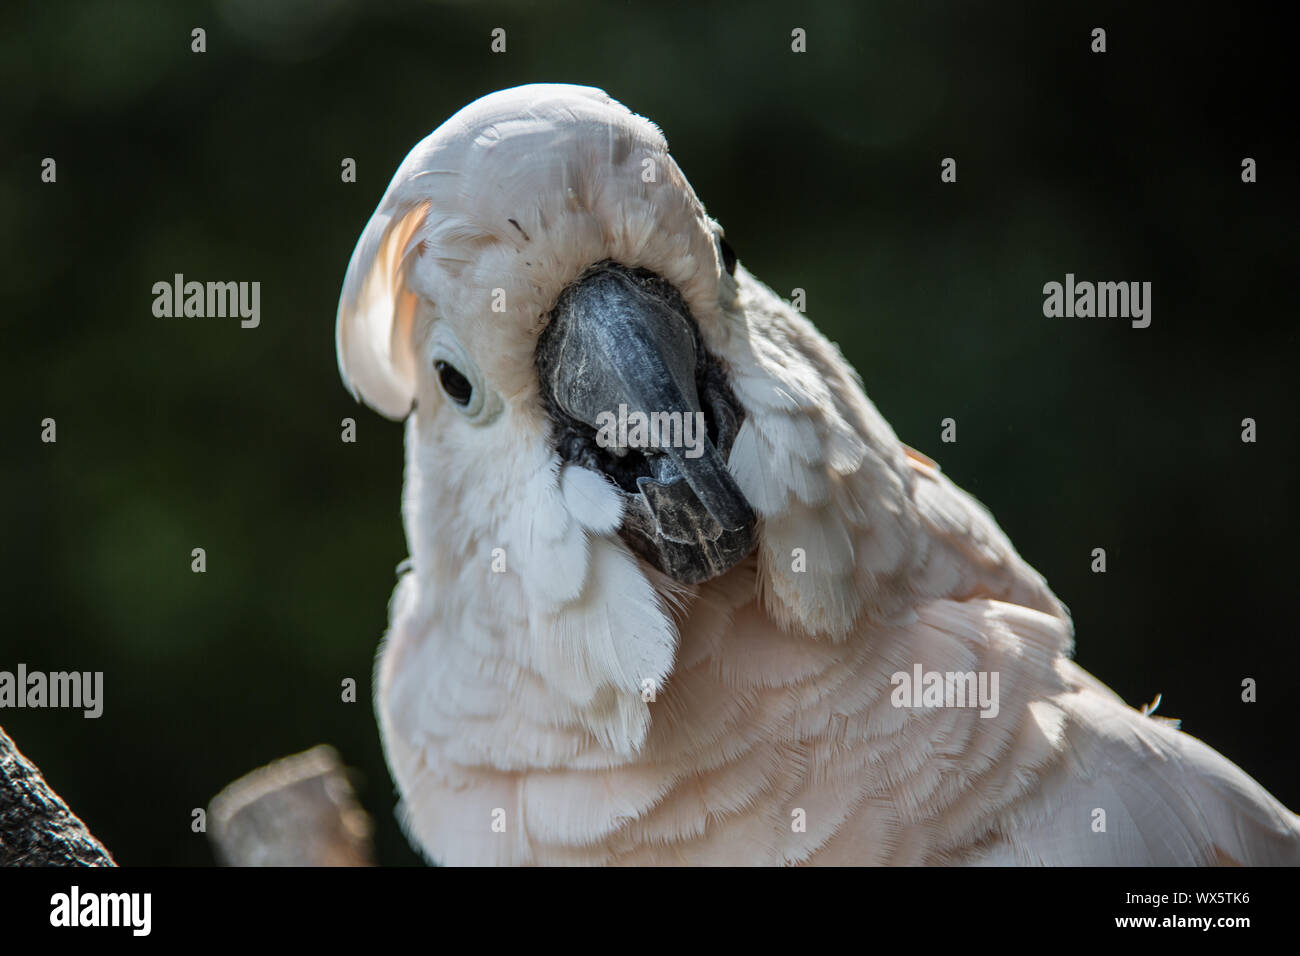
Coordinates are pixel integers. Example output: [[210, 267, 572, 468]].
[[351, 84, 1300, 866]]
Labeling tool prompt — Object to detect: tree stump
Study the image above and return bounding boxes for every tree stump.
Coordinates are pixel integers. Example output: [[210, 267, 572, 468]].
[[208, 745, 374, 866]]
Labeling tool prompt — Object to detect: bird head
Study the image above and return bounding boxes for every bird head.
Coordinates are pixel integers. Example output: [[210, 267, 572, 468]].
[[337, 84, 756, 588], [337, 84, 879, 752], [336, 84, 764, 740]]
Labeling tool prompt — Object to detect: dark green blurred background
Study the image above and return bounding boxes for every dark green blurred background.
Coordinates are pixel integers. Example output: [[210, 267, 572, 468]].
[[2, 1, 1295, 865]]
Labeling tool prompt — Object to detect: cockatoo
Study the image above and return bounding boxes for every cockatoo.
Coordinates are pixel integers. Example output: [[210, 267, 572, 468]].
[[336, 84, 1300, 866]]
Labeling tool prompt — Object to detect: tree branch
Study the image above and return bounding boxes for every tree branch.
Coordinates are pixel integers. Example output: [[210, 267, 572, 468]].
[[0, 725, 115, 866]]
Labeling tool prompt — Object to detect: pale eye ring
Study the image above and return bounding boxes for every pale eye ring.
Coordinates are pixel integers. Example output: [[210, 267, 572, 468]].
[[428, 331, 502, 425]]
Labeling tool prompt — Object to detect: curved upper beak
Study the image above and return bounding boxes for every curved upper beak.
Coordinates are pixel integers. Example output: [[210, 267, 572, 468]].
[[536, 264, 757, 584]]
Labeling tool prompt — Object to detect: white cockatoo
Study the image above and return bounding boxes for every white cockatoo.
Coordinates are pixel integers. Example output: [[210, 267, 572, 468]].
[[336, 84, 1300, 866]]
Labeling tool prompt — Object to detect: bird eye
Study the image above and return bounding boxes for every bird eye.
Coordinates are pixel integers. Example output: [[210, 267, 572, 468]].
[[718, 236, 736, 276], [435, 360, 473, 405], [429, 331, 502, 424]]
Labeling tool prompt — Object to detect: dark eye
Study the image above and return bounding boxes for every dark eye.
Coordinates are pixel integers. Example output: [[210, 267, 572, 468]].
[[435, 360, 473, 405]]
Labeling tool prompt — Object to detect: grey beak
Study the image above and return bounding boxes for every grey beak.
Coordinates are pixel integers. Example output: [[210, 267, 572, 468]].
[[537, 264, 757, 584]]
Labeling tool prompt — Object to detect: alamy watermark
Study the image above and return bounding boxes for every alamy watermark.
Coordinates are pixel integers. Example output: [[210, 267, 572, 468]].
[[1042, 273, 1151, 328], [890, 664, 999, 719], [594, 404, 707, 459], [0, 664, 103, 718], [152, 273, 260, 328], [50, 886, 150, 936]]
